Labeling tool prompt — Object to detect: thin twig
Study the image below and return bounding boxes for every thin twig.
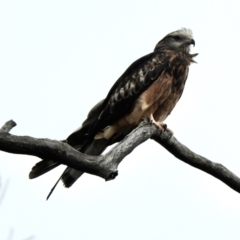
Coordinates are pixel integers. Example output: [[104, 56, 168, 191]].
[[0, 120, 16, 133]]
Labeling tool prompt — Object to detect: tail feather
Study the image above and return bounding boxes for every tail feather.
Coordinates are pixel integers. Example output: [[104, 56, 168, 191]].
[[29, 160, 60, 179], [45, 139, 109, 200], [62, 170, 84, 188], [61, 138, 109, 188], [28, 99, 108, 199], [46, 169, 67, 200]]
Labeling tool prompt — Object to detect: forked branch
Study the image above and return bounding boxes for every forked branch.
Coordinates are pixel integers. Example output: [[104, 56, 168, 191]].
[[0, 120, 240, 194]]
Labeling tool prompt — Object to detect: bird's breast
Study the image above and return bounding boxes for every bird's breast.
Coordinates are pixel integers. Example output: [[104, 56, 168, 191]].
[[95, 57, 190, 140]]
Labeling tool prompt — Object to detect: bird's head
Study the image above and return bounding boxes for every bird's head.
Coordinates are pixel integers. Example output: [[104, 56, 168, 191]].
[[154, 28, 195, 53]]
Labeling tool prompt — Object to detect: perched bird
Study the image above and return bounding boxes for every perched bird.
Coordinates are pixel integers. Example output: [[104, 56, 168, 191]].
[[29, 28, 198, 199]]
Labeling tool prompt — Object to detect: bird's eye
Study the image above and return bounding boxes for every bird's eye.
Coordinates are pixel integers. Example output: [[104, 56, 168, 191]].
[[174, 36, 181, 41]]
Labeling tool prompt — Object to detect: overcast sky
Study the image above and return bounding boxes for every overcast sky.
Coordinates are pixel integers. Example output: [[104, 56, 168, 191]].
[[1, 0, 240, 239]]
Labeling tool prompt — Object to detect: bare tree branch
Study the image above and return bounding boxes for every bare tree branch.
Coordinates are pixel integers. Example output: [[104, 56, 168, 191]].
[[0, 120, 240, 194], [0, 120, 16, 133]]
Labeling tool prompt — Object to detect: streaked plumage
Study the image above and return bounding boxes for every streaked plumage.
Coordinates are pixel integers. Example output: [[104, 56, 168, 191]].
[[29, 28, 198, 198]]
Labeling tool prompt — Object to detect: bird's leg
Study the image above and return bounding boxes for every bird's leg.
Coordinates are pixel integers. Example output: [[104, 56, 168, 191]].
[[149, 114, 167, 131], [149, 114, 174, 135]]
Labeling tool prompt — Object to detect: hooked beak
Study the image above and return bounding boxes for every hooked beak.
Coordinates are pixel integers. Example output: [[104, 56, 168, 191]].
[[185, 38, 195, 47], [190, 38, 195, 47]]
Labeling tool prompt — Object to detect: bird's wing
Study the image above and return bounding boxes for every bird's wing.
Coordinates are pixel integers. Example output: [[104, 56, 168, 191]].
[[80, 51, 169, 149], [66, 99, 105, 148]]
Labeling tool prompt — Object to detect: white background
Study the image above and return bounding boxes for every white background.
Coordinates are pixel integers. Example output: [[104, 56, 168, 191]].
[[1, 0, 240, 239]]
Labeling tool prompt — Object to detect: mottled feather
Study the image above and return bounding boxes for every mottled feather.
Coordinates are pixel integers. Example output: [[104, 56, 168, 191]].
[[29, 28, 198, 198]]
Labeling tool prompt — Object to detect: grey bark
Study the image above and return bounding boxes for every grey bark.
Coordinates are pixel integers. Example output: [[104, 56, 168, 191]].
[[0, 120, 240, 194]]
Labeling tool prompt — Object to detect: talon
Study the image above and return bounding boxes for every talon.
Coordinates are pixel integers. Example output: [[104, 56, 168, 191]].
[[149, 114, 166, 132], [162, 123, 167, 131]]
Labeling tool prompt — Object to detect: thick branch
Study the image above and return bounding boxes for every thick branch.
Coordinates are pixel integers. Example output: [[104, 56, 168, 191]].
[[0, 120, 240, 194]]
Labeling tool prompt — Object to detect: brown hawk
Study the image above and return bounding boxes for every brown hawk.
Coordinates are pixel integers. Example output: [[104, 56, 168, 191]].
[[29, 28, 198, 198]]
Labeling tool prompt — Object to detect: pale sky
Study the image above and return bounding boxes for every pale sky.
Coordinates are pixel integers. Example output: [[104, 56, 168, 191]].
[[1, 0, 240, 239]]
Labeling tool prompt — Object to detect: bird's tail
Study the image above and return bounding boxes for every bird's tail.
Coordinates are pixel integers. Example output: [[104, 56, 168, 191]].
[[61, 138, 109, 187], [45, 138, 109, 200], [29, 160, 61, 179], [29, 99, 107, 198], [29, 138, 109, 200], [28, 139, 70, 179]]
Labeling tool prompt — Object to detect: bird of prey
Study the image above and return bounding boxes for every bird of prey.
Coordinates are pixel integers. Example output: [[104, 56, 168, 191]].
[[29, 28, 198, 199]]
